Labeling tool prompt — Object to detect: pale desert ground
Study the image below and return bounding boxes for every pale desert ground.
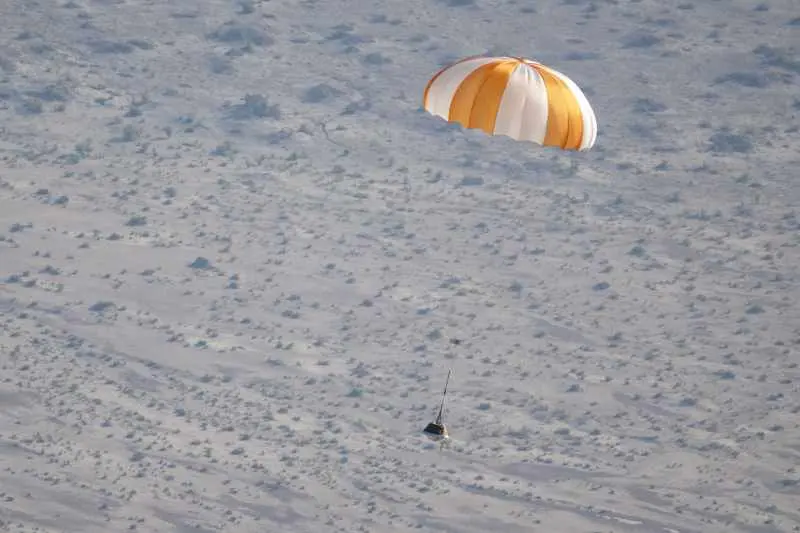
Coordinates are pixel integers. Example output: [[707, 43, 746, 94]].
[[0, 0, 798, 532]]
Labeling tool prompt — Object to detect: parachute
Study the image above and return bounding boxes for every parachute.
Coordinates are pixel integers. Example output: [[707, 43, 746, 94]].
[[422, 55, 597, 151]]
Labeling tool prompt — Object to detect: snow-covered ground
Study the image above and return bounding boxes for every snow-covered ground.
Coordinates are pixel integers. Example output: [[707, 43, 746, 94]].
[[0, 0, 798, 531]]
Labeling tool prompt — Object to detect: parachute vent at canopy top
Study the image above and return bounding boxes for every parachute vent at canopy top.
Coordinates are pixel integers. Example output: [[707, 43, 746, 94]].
[[423, 55, 598, 152]]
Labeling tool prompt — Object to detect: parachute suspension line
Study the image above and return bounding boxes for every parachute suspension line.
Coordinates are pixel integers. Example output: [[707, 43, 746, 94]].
[[317, 117, 348, 153], [435, 369, 451, 426]]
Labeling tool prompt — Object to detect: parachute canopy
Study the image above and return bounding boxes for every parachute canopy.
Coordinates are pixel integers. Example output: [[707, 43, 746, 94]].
[[423, 55, 597, 151]]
